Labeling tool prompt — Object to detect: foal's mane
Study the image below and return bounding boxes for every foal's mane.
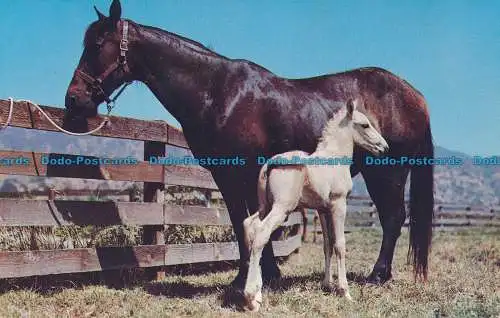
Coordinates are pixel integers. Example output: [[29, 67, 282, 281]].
[[318, 106, 349, 144]]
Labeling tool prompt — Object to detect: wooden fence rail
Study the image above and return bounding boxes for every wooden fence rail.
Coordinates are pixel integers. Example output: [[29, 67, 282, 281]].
[[304, 204, 500, 242], [0, 99, 302, 280]]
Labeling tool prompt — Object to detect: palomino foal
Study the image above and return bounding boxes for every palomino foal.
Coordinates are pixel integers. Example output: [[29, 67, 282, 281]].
[[242, 98, 389, 311]]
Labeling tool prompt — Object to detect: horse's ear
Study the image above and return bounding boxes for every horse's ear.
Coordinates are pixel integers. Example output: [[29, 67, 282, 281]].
[[94, 6, 106, 21], [109, 0, 122, 23]]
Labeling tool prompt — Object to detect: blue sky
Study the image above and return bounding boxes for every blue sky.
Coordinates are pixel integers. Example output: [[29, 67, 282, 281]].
[[1, 0, 499, 156]]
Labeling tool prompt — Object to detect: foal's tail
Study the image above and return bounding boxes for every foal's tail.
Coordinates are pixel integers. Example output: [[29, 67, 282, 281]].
[[408, 123, 434, 281], [257, 162, 271, 215]]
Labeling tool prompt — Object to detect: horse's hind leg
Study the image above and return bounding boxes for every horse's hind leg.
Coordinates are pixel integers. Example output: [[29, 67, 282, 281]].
[[210, 167, 249, 288], [361, 164, 410, 284], [243, 204, 289, 312]]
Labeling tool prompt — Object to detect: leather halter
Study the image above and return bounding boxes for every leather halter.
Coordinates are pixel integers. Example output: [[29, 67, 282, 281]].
[[76, 20, 132, 110]]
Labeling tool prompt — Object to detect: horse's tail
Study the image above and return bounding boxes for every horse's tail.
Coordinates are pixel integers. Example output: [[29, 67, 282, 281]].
[[257, 162, 271, 215], [407, 123, 434, 281]]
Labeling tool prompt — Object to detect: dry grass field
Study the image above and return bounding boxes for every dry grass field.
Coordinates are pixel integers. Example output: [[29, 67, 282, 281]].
[[0, 227, 498, 318]]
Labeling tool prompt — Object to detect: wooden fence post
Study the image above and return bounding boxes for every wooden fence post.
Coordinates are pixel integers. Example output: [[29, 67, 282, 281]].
[[313, 212, 318, 243], [143, 141, 166, 281], [301, 209, 308, 242]]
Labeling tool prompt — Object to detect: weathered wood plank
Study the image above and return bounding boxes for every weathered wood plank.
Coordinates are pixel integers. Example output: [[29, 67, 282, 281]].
[[0, 199, 302, 227], [0, 245, 165, 278], [346, 205, 376, 213], [164, 205, 231, 225], [283, 212, 303, 227], [0, 150, 164, 182], [0, 99, 173, 143], [0, 199, 163, 226], [403, 219, 500, 227], [0, 99, 32, 129], [435, 211, 500, 219], [0, 234, 301, 278], [163, 206, 301, 226], [273, 234, 302, 256], [165, 242, 237, 265], [164, 165, 218, 189], [0, 189, 131, 198], [164, 235, 302, 265], [167, 126, 189, 148]]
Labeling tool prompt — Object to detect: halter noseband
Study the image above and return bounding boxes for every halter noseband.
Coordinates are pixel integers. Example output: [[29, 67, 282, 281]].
[[76, 20, 132, 112]]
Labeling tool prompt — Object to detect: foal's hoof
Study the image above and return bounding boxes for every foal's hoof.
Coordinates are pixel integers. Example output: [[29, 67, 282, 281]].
[[321, 282, 335, 293], [338, 288, 353, 301], [346, 293, 353, 301], [243, 292, 262, 312]]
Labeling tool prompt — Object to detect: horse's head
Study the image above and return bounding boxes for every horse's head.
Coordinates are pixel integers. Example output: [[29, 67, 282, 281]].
[[65, 0, 133, 119], [346, 99, 389, 155]]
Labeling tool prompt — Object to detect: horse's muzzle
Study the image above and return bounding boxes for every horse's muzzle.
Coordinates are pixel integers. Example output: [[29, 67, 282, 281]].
[[65, 94, 98, 119]]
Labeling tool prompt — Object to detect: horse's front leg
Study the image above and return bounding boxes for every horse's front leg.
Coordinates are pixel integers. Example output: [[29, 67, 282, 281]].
[[243, 204, 288, 312], [330, 197, 352, 300], [210, 167, 249, 288]]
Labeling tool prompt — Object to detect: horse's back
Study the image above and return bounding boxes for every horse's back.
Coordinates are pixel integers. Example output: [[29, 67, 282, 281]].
[[284, 66, 430, 142]]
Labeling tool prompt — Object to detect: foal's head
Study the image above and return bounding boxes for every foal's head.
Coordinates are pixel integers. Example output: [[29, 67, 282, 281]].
[[344, 99, 389, 155]]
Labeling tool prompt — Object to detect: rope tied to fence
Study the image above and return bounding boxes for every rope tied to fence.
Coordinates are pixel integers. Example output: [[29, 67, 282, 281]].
[[1, 97, 113, 136]]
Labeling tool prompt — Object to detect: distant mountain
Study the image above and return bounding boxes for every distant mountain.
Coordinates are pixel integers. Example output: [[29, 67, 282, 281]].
[[352, 146, 500, 206], [1, 127, 499, 206]]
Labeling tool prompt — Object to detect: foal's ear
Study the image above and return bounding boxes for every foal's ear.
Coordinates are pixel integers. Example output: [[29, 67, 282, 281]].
[[346, 99, 355, 117], [94, 6, 106, 21], [109, 0, 122, 23]]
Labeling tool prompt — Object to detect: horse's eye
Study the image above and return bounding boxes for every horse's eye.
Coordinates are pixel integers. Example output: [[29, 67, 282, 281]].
[[361, 124, 370, 129]]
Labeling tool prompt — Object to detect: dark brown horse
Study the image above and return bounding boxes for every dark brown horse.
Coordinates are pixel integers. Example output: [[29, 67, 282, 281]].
[[65, 0, 434, 287]]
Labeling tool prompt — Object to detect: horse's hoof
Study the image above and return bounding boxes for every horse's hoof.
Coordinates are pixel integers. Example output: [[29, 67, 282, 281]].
[[366, 270, 392, 285]]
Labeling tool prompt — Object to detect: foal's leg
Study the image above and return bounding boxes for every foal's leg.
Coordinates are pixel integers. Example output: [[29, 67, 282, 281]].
[[329, 197, 352, 300], [243, 204, 289, 311], [242, 169, 281, 285], [317, 208, 334, 290]]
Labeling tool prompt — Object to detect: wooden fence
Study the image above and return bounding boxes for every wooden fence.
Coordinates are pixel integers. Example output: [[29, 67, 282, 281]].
[[0, 99, 302, 279], [304, 198, 500, 242], [1, 99, 499, 277]]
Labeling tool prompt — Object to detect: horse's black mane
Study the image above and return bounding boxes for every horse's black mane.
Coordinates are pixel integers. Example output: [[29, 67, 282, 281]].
[[82, 18, 274, 73], [138, 23, 221, 56]]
